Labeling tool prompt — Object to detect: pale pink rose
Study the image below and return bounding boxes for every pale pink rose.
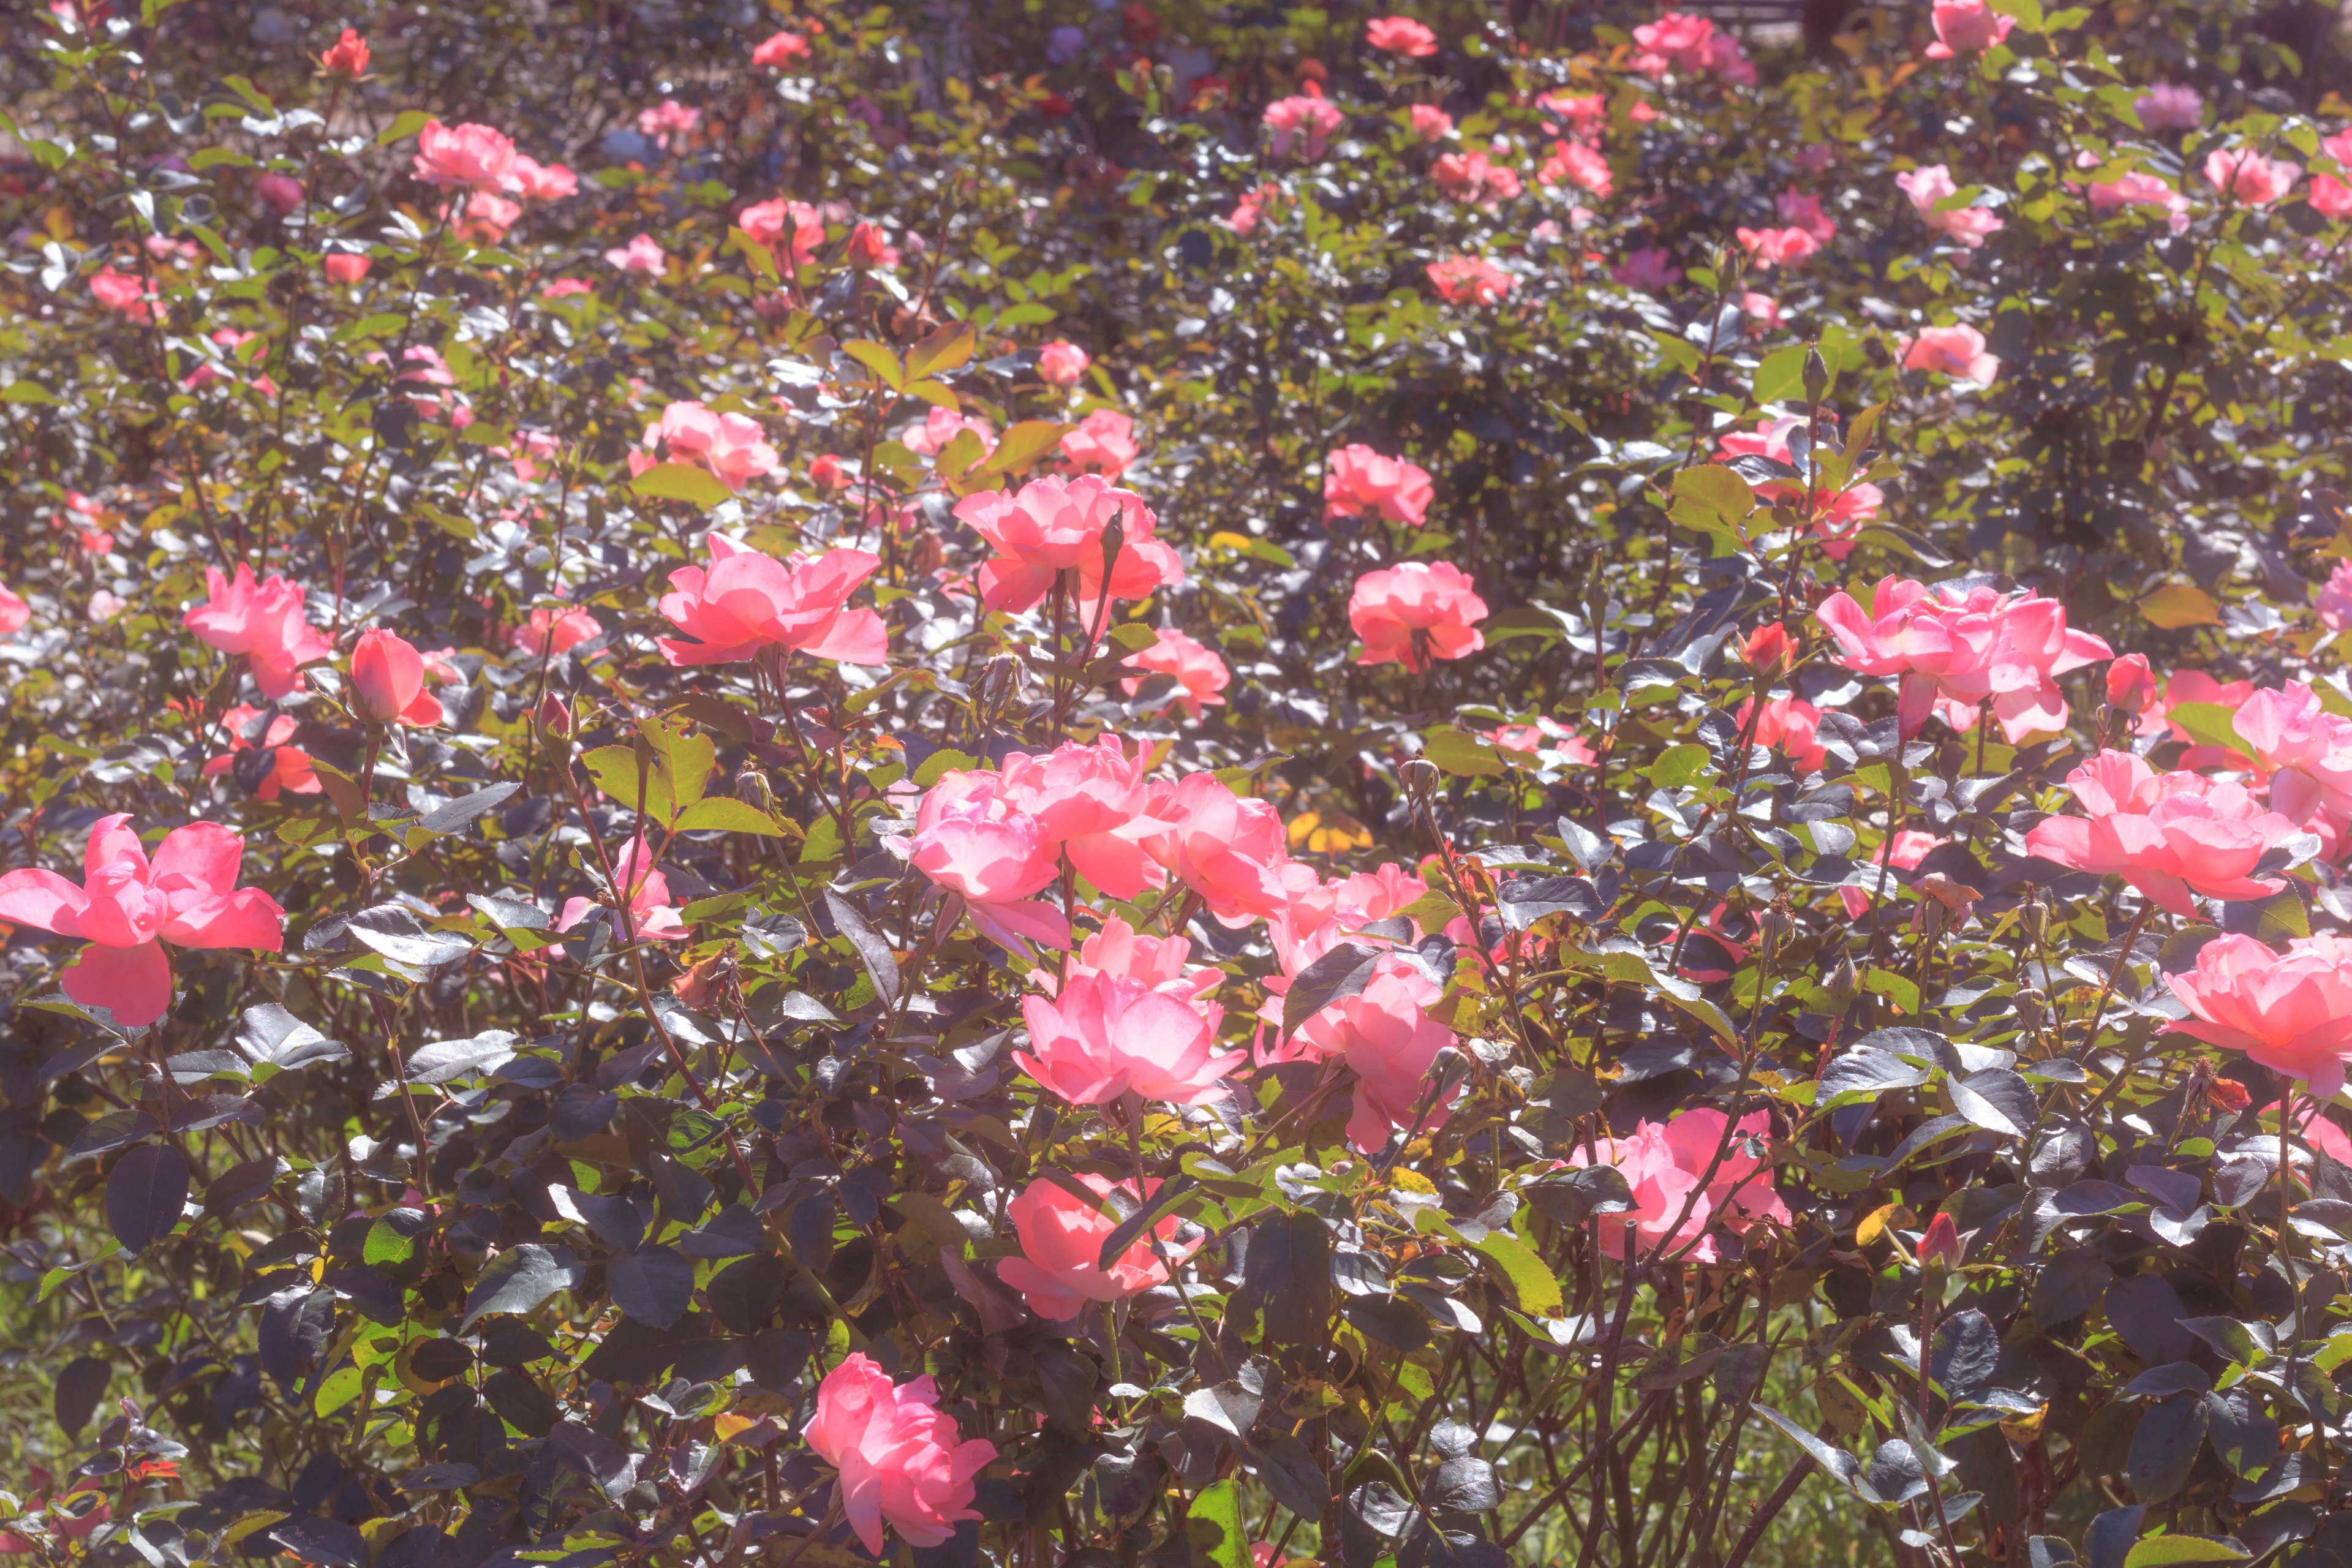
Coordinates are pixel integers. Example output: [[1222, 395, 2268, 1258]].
[[89, 590, 126, 622], [411, 121, 519, 192], [1895, 164, 2005, 248], [1776, 189, 1837, 243], [2234, 682, 2352, 840], [1142, 772, 1293, 926], [1285, 954, 1457, 1153], [657, 535, 884, 665], [1538, 91, 1607, 137], [0, 813, 285, 1027], [1614, 247, 1681, 292], [1365, 15, 1437, 56], [1325, 445, 1434, 526], [803, 1355, 995, 1555], [557, 837, 687, 941], [2320, 562, 2352, 630], [1702, 32, 1757, 83], [350, 629, 445, 728], [456, 190, 521, 241], [2025, 751, 2299, 916], [1427, 255, 1516, 304], [1923, 0, 2015, 58], [182, 565, 333, 699], [642, 401, 779, 489], [911, 770, 1069, 951], [90, 268, 154, 320], [1742, 292, 1781, 331], [2205, 147, 2300, 206], [753, 29, 810, 67], [902, 407, 995, 458], [1567, 1120, 1716, 1260], [1016, 970, 1241, 1106], [1264, 93, 1344, 159], [510, 156, 578, 201], [993, 737, 1169, 900], [1121, 628, 1230, 718], [604, 233, 666, 274], [1539, 138, 1611, 198], [1735, 225, 1817, 269], [1490, 717, 1597, 765], [1661, 1109, 1790, 1231], [1351, 561, 1488, 671], [1902, 323, 2000, 383], [511, 606, 600, 657], [998, 1172, 1197, 1319], [2136, 84, 2203, 130], [1061, 916, 1220, 1001], [739, 198, 826, 265], [1432, 149, 1521, 208], [636, 99, 701, 149], [1038, 341, 1091, 386], [1738, 695, 1826, 772], [952, 475, 1183, 614], [0, 584, 27, 634], [1409, 105, 1453, 142], [254, 173, 304, 215], [202, 705, 318, 801], [1814, 575, 2112, 742], [1060, 410, 1138, 477], [2077, 157, 2190, 229], [2166, 934, 2352, 1098]]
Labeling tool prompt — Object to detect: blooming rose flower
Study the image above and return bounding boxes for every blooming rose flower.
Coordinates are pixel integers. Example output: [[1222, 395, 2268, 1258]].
[[1490, 716, 1597, 766], [1284, 954, 1457, 1153], [1409, 104, 1453, 141], [998, 1172, 1196, 1319], [2234, 682, 2352, 841], [1895, 164, 2004, 248], [1225, 183, 1280, 233], [542, 277, 591, 299], [1038, 341, 1091, 387], [1324, 445, 1434, 526], [202, 706, 320, 801], [804, 1355, 996, 1554], [1351, 561, 1488, 672], [90, 268, 154, 320], [1742, 291, 1782, 331], [1902, 323, 1999, 383], [1713, 415, 1885, 554], [1427, 255, 1516, 304], [639, 401, 779, 489], [845, 221, 899, 270], [455, 191, 521, 242], [1432, 149, 1521, 208], [752, 29, 810, 67], [911, 769, 1068, 951], [902, 407, 995, 458], [323, 253, 371, 284], [1539, 138, 1611, 198], [1614, 247, 1681, 292], [2166, 934, 2352, 1097], [510, 156, 578, 201], [1924, 0, 2014, 58], [1736, 226, 1817, 269], [1776, 189, 1838, 243], [637, 99, 701, 149], [183, 565, 333, 699], [657, 535, 886, 666], [1567, 1121, 1714, 1259], [1061, 410, 1138, 478], [319, 26, 369, 76], [511, 606, 600, 657], [0, 814, 286, 1027], [952, 474, 1183, 614], [1017, 970, 1240, 1105], [255, 173, 304, 215], [1142, 772, 1293, 925], [1661, 1109, 1790, 1232], [2024, 750, 2300, 915], [2312, 175, 2352, 222], [412, 121, 519, 192], [604, 233, 666, 274], [1815, 575, 2113, 742], [1121, 628, 1230, 718], [994, 737, 1169, 900], [1365, 15, 1437, 56], [739, 198, 826, 266], [350, 630, 445, 727], [2320, 562, 2352, 630], [1738, 695, 1826, 772], [0, 583, 28, 634], [1264, 93, 1344, 159], [2205, 148, 2299, 206], [2136, 83, 2203, 130], [1061, 915, 1221, 1000], [557, 837, 687, 941], [1631, 10, 1714, 74]]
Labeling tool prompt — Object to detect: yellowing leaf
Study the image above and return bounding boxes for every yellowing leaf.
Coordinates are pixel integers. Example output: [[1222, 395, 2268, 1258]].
[[1856, 1200, 1913, 1246], [2139, 583, 2222, 629], [1286, 809, 1372, 853]]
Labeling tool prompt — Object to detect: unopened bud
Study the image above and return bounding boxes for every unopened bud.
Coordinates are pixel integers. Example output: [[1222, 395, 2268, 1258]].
[[1740, 620, 1795, 677], [1402, 758, 1441, 800], [1758, 905, 1796, 959], [1822, 954, 1861, 1015], [2016, 987, 2046, 1030], [735, 770, 774, 810], [2021, 895, 2049, 945], [1918, 1210, 1964, 1274], [1803, 346, 1830, 402], [535, 693, 571, 736], [1912, 897, 1948, 943], [1099, 512, 1127, 579], [1430, 1046, 1470, 1091]]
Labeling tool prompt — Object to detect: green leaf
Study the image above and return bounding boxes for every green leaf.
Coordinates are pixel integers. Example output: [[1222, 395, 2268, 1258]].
[[1670, 464, 1755, 520], [842, 339, 906, 391], [673, 797, 783, 837], [1474, 1231, 1564, 1316], [1648, 743, 1711, 788], [2122, 1539, 2248, 1567], [581, 724, 710, 829], [631, 462, 734, 510], [905, 321, 976, 380], [1185, 1479, 1251, 1568], [459, 1243, 584, 1330], [2157, 701, 2244, 755], [1754, 344, 1812, 405], [1423, 725, 1504, 777], [375, 109, 433, 146], [982, 419, 1069, 476]]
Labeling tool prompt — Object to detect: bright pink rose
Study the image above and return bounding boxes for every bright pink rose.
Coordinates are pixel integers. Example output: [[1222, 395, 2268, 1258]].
[[1427, 255, 1517, 304], [323, 253, 371, 284], [0, 584, 27, 634], [412, 121, 519, 192], [1122, 628, 1231, 718], [1539, 138, 1611, 198], [1432, 149, 1521, 208], [803, 1355, 996, 1555], [657, 535, 885, 666], [1142, 772, 1292, 926], [1060, 410, 1138, 478], [1661, 1109, 1790, 1232], [1038, 341, 1091, 386], [542, 278, 592, 299], [511, 606, 600, 657], [2106, 652, 2157, 714], [201, 706, 319, 801], [2234, 682, 2352, 837], [2024, 751, 2299, 916], [1325, 445, 1434, 526], [994, 738, 1168, 900], [319, 26, 369, 77], [739, 199, 826, 265], [557, 837, 687, 941], [1735, 226, 1817, 269], [952, 475, 1183, 615], [2166, 934, 2352, 1098], [998, 1172, 1196, 1319], [1924, 0, 2015, 57], [1365, 15, 1437, 56], [1742, 292, 1782, 331], [845, 221, 899, 270], [350, 629, 445, 727], [1902, 323, 2000, 383], [1351, 561, 1488, 672], [1567, 1120, 1715, 1261], [1017, 970, 1240, 1106], [1284, 955, 1457, 1153], [1410, 105, 1454, 141], [1264, 93, 1344, 159], [752, 29, 810, 67], [1896, 164, 2005, 248], [1815, 575, 2112, 742], [605, 233, 666, 274], [182, 565, 333, 699], [90, 268, 154, 320], [510, 156, 578, 201], [1738, 695, 1826, 772], [2312, 175, 2352, 222], [1776, 189, 1837, 243], [2206, 148, 2300, 206], [637, 99, 702, 148], [911, 770, 1069, 952], [2320, 562, 2352, 630], [255, 173, 304, 215], [1631, 11, 1714, 74], [642, 401, 779, 489], [0, 814, 285, 1027], [456, 191, 521, 242], [1062, 916, 1220, 1000], [903, 407, 995, 458], [2136, 84, 2203, 130]]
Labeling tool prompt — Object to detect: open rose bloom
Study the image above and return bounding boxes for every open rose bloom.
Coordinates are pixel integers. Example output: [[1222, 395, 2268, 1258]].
[[183, 565, 333, 698], [2168, 934, 2352, 1097], [1816, 574, 2112, 742], [2024, 750, 2299, 914], [804, 1355, 996, 1553], [657, 535, 885, 666], [998, 1172, 1197, 1319], [952, 475, 1183, 614], [1351, 561, 1489, 671]]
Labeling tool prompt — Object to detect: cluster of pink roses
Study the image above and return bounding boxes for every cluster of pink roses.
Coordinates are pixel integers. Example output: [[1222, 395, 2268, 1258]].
[[1567, 1109, 1790, 1262], [1815, 573, 2114, 742]]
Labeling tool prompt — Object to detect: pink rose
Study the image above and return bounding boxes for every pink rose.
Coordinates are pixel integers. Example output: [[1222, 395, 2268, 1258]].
[[1264, 93, 1344, 160], [1613, 247, 1681, 292], [1738, 695, 1826, 772], [350, 630, 445, 727], [511, 606, 600, 657], [0, 583, 28, 635], [911, 771, 1069, 952], [2320, 562, 2352, 630], [1661, 1109, 1790, 1232], [604, 233, 666, 274], [1923, 0, 2015, 58], [1896, 164, 2005, 248], [1427, 255, 1515, 304], [182, 565, 333, 699], [1060, 410, 1138, 478], [752, 29, 810, 67], [2166, 934, 2352, 1098], [804, 1355, 996, 1554], [0, 814, 286, 1027], [1815, 575, 2113, 742], [323, 253, 371, 284], [657, 535, 885, 666], [1735, 225, 1817, 269], [1016, 970, 1242, 1106], [319, 26, 369, 77], [1409, 105, 1453, 142], [1431, 149, 1521, 208], [1567, 1121, 1714, 1260], [1286, 955, 1457, 1153], [1775, 189, 1837, 243], [952, 475, 1183, 614], [411, 121, 519, 192], [1351, 560, 1488, 672], [90, 268, 154, 320], [993, 738, 1168, 900], [511, 156, 578, 201], [998, 1172, 1197, 1319], [2234, 682, 2352, 839], [1121, 629, 1231, 718], [1540, 138, 1611, 198], [1142, 772, 1292, 927], [1325, 445, 1434, 526], [902, 407, 995, 458], [1038, 341, 1091, 386], [557, 837, 687, 941], [255, 173, 304, 215], [2024, 751, 2299, 916], [201, 705, 318, 801], [2136, 84, 2203, 130], [1365, 15, 1437, 56], [641, 401, 779, 489], [1902, 323, 2000, 383], [2205, 147, 2300, 206], [739, 199, 826, 265]]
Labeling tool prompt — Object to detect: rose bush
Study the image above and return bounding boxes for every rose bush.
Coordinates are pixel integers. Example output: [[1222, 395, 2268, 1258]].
[[9, 2, 2352, 1567]]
